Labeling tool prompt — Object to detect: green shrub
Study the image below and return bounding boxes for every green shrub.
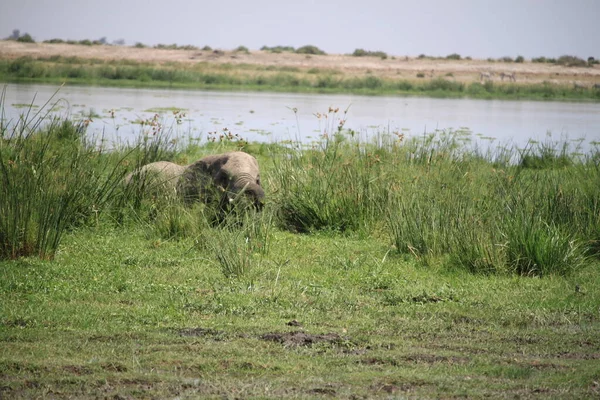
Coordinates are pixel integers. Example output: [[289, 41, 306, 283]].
[[16, 33, 35, 43], [446, 53, 461, 60], [234, 45, 250, 54], [556, 55, 587, 67], [261, 45, 295, 53], [515, 55, 525, 63], [295, 45, 326, 55], [352, 49, 388, 59]]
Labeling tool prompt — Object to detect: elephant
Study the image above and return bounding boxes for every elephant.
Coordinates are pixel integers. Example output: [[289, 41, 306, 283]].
[[178, 151, 265, 211], [123, 161, 186, 198]]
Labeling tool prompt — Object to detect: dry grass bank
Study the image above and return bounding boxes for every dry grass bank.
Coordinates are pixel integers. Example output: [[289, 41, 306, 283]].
[[2, 40, 599, 87]]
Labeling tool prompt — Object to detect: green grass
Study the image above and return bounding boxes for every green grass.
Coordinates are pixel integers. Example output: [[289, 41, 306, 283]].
[[2, 56, 600, 101], [1, 103, 600, 398]]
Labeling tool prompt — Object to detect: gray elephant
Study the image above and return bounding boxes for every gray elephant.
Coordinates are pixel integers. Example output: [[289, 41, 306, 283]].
[[124, 161, 186, 198], [178, 151, 265, 211]]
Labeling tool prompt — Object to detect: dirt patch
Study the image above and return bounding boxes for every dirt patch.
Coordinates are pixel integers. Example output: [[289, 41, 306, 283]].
[[177, 327, 224, 338], [555, 352, 600, 360], [62, 365, 93, 375], [308, 387, 337, 396], [402, 353, 469, 364], [100, 362, 128, 372], [260, 331, 345, 347]]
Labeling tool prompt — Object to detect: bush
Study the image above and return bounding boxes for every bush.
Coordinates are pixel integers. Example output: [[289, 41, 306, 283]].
[[134, 42, 146, 48], [16, 33, 35, 43], [295, 45, 326, 55], [446, 53, 461, 60], [44, 38, 64, 44], [556, 55, 587, 67], [352, 49, 388, 59], [234, 45, 250, 54], [515, 55, 525, 63], [499, 56, 514, 63], [261, 45, 295, 53]]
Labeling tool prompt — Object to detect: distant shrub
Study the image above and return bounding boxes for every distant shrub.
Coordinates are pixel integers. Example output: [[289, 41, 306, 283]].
[[16, 33, 35, 43], [234, 45, 250, 54], [532, 56, 547, 63], [515, 55, 525, 63], [499, 56, 514, 63], [446, 53, 461, 60], [465, 56, 472, 60], [417, 54, 427, 59], [155, 43, 199, 50], [44, 38, 64, 44], [557, 55, 587, 67], [416, 72, 425, 78], [202, 45, 212, 51], [261, 45, 295, 53], [79, 39, 93, 46], [352, 49, 388, 59], [588, 57, 598, 65], [178, 44, 199, 50], [134, 42, 146, 48], [486, 58, 496, 62], [295, 45, 326, 55]]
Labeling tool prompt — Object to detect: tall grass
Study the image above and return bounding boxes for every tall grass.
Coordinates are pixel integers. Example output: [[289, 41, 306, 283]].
[[270, 108, 392, 234], [0, 96, 129, 259], [1, 90, 597, 276], [267, 126, 597, 276]]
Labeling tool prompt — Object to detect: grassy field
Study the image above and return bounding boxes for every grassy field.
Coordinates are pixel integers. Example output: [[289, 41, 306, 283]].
[[1, 104, 600, 399], [2, 54, 600, 102]]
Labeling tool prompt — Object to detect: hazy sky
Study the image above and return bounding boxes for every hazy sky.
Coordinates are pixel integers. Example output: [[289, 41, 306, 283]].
[[1, 0, 598, 59]]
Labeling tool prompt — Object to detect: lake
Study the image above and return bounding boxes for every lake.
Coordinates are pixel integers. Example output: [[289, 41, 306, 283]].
[[2, 83, 600, 152]]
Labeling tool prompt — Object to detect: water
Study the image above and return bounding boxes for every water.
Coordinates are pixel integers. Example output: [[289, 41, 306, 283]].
[[2, 83, 600, 151]]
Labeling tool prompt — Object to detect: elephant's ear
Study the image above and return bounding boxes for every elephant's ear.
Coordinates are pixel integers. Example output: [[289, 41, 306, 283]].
[[202, 154, 230, 174]]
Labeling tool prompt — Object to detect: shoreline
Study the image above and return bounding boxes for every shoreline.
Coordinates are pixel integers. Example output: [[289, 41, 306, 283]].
[[1, 41, 600, 101]]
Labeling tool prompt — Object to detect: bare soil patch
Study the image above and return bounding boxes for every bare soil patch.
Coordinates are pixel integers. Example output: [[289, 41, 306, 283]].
[[260, 331, 345, 347]]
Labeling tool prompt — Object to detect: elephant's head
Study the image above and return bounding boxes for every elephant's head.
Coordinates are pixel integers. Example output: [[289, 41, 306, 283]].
[[179, 151, 265, 212]]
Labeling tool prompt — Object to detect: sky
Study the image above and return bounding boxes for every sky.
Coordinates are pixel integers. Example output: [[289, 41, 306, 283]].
[[1, 0, 598, 60]]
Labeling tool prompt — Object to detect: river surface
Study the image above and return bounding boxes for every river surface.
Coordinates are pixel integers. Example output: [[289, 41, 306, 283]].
[[2, 83, 600, 152]]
